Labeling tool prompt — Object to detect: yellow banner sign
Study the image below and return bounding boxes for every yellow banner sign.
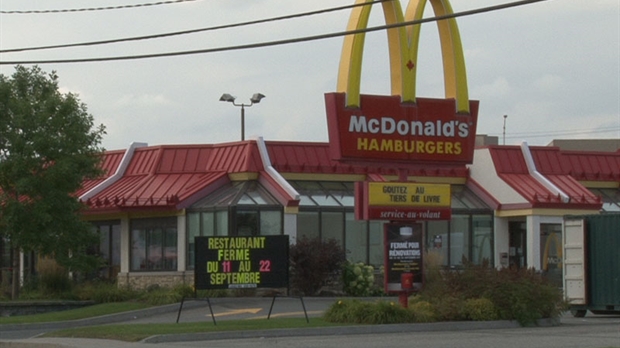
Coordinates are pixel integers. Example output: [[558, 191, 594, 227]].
[[368, 182, 451, 207]]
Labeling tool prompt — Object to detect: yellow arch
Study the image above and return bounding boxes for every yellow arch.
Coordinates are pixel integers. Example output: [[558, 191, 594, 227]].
[[336, 0, 470, 113]]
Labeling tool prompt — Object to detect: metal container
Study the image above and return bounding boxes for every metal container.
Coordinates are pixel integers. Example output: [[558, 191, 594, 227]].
[[564, 214, 620, 317]]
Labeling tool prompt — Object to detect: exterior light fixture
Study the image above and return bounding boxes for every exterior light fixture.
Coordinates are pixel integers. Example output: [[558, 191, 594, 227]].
[[219, 93, 266, 141]]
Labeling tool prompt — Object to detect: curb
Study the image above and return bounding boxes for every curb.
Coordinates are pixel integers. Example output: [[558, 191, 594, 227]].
[[0, 300, 205, 332], [142, 318, 561, 344]]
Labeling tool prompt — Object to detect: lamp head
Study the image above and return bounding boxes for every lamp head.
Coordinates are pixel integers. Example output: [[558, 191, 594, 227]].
[[250, 93, 265, 104], [219, 93, 236, 103]]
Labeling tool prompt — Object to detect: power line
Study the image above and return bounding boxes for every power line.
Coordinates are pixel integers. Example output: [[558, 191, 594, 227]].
[[0, 0, 199, 14], [0, 0, 390, 54], [0, 0, 550, 65], [495, 127, 620, 140]]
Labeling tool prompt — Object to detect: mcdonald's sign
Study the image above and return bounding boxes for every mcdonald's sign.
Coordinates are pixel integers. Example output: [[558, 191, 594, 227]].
[[325, 0, 479, 165]]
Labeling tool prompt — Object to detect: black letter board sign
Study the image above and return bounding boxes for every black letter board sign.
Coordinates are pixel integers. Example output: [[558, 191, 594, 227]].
[[194, 235, 289, 290]]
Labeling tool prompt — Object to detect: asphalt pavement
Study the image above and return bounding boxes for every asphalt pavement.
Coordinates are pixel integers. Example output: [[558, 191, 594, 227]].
[[1, 297, 619, 348]]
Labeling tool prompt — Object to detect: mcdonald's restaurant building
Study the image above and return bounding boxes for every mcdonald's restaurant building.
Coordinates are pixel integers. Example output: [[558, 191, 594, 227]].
[[63, 137, 617, 290]]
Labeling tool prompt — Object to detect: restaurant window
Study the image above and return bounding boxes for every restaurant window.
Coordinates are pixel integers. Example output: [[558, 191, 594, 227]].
[[92, 221, 121, 279], [130, 217, 177, 271], [472, 215, 493, 265], [425, 214, 493, 268], [368, 220, 385, 266], [297, 211, 319, 240], [540, 223, 562, 287], [450, 215, 471, 267], [186, 210, 225, 270], [345, 212, 367, 263], [186, 181, 283, 270], [426, 220, 449, 267]]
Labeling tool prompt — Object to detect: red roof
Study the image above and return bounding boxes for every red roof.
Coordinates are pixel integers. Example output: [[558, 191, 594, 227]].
[[265, 141, 468, 178], [557, 150, 620, 182], [488, 146, 529, 174], [83, 143, 266, 213], [529, 147, 602, 204], [488, 146, 601, 208], [75, 149, 125, 197]]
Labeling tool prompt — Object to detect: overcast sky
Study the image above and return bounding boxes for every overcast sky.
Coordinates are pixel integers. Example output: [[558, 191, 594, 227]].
[[1, 0, 618, 151]]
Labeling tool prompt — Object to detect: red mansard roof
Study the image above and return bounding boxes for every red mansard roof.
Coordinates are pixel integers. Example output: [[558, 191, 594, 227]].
[[82, 142, 264, 213], [487, 146, 558, 204], [487, 146, 601, 208], [530, 147, 603, 204], [557, 150, 620, 182], [75, 149, 125, 198], [265, 141, 468, 178]]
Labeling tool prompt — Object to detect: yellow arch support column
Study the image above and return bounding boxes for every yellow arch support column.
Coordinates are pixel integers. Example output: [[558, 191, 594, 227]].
[[428, 0, 469, 113], [337, 0, 470, 113], [336, 0, 373, 108]]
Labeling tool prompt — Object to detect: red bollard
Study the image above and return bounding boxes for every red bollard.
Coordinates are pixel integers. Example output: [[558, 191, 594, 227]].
[[399, 273, 414, 308], [398, 291, 409, 308]]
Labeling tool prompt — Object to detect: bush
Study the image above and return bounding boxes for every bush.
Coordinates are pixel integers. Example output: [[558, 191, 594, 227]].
[[431, 295, 466, 321], [462, 297, 498, 321], [342, 261, 377, 296], [482, 267, 565, 325], [38, 259, 72, 297], [76, 281, 138, 303], [408, 299, 437, 322], [416, 263, 565, 326], [289, 237, 346, 296], [323, 299, 415, 325], [138, 284, 194, 306]]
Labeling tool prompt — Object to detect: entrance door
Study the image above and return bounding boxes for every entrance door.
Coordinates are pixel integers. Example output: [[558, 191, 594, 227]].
[[508, 222, 527, 269]]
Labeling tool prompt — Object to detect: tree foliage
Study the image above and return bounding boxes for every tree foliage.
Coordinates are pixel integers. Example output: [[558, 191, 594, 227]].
[[0, 65, 106, 272]]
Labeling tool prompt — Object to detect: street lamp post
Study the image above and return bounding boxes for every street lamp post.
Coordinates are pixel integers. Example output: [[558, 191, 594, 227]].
[[219, 93, 265, 141], [503, 114, 508, 145]]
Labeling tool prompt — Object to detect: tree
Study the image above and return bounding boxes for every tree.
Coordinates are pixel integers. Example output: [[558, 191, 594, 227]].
[[0, 65, 106, 299]]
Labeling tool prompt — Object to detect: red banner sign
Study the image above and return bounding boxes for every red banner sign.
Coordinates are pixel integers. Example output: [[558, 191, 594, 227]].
[[325, 93, 478, 165], [367, 206, 452, 221]]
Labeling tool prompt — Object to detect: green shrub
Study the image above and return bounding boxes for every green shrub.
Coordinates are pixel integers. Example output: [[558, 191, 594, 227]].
[[482, 267, 565, 325], [139, 284, 195, 306], [462, 297, 498, 321], [173, 284, 195, 299], [323, 299, 415, 325], [369, 300, 416, 324], [39, 270, 72, 296], [141, 289, 179, 306], [289, 237, 346, 296], [431, 295, 466, 321], [76, 281, 138, 303], [408, 299, 437, 322], [342, 261, 377, 296], [414, 263, 565, 326], [324, 299, 361, 323]]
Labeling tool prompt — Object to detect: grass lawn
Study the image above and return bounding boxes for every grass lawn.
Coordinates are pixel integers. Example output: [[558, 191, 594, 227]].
[[1, 301, 349, 342], [42, 318, 347, 342], [0, 302, 152, 324]]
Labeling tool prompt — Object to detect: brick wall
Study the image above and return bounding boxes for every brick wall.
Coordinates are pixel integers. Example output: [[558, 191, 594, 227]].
[[117, 272, 194, 290]]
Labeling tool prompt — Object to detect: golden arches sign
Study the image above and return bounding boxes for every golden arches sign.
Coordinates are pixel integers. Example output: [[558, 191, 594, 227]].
[[325, 0, 478, 165], [337, 0, 469, 113]]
